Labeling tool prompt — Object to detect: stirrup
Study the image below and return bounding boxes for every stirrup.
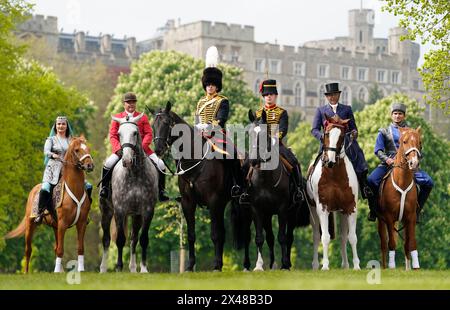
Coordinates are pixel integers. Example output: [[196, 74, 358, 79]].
[[99, 187, 109, 199], [293, 188, 304, 203], [367, 211, 377, 222], [239, 192, 250, 205], [231, 185, 242, 198], [363, 186, 373, 199], [34, 212, 44, 224]]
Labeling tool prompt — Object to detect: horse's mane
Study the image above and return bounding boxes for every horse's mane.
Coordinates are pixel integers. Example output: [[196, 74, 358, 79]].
[[169, 110, 191, 128]]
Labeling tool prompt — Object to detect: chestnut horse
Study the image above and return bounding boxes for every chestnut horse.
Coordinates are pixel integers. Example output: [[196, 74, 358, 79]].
[[378, 127, 422, 270], [5, 136, 94, 273], [307, 115, 360, 270]]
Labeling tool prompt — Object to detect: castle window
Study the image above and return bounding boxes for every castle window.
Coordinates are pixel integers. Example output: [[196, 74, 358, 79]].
[[357, 67, 368, 81], [255, 59, 265, 73], [293, 62, 305, 76], [318, 64, 329, 78], [377, 69, 387, 83], [360, 31, 363, 43], [269, 59, 281, 74], [391, 71, 401, 84], [358, 87, 368, 102], [254, 79, 261, 95], [341, 66, 351, 80], [341, 86, 351, 105], [294, 82, 303, 106]]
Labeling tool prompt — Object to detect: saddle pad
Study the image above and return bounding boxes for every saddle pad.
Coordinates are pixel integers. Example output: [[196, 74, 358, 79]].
[[53, 181, 64, 209]]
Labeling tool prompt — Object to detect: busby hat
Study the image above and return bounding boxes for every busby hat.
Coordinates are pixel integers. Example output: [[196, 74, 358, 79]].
[[202, 46, 223, 92], [123, 92, 137, 102], [324, 83, 341, 95], [391, 102, 407, 114], [260, 79, 278, 96]]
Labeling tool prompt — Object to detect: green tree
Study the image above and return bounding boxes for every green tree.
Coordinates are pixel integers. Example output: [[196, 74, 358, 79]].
[[104, 50, 259, 271], [381, 0, 450, 113], [0, 1, 94, 272], [368, 84, 385, 105]]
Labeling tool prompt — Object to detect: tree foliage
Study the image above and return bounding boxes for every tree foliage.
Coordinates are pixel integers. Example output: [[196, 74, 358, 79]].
[[0, 1, 94, 272], [107, 50, 259, 124], [381, 0, 450, 112]]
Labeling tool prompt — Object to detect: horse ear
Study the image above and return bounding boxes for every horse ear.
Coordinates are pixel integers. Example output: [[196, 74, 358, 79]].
[[165, 101, 172, 112], [416, 126, 422, 135], [145, 105, 155, 115], [248, 109, 255, 122], [342, 119, 351, 125], [325, 114, 332, 122], [261, 110, 267, 124]]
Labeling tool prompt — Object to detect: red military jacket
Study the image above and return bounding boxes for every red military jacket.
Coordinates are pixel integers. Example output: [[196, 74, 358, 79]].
[[110, 111, 154, 155]]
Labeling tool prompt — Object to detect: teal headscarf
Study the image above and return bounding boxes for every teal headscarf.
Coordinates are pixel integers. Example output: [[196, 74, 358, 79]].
[[43, 116, 74, 166]]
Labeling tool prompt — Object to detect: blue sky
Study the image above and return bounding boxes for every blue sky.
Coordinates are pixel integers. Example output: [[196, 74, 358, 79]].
[[29, 0, 430, 65]]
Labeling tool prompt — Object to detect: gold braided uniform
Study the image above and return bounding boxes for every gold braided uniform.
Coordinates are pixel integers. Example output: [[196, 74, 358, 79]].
[[195, 94, 228, 127], [256, 105, 288, 140]]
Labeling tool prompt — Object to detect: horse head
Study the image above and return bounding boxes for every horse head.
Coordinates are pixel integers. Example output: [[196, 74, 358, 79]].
[[66, 135, 94, 172], [398, 127, 422, 170], [111, 113, 144, 168], [322, 115, 350, 168], [248, 109, 271, 168], [153, 101, 179, 157]]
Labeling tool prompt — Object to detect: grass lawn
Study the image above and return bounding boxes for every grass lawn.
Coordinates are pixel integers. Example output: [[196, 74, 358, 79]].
[[0, 269, 448, 290]]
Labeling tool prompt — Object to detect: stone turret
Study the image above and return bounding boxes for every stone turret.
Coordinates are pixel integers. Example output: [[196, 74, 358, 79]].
[[348, 9, 374, 51]]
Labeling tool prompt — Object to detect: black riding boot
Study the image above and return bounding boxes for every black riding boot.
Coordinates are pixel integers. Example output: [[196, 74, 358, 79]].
[[86, 186, 93, 204], [358, 170, 373, 200], [416, 185, 432, 224], [367, 193, 378, 222], [35, 189, 51, 223], [292, 164, 305, 203], [99, 167, 111, 198], [158, 171, 170, 202], [230, 159, 244, 198]]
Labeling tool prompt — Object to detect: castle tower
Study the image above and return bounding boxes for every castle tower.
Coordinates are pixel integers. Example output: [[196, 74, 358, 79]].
[[348, 9, 374, 51]]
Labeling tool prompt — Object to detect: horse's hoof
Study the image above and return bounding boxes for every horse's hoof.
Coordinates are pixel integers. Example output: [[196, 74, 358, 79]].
[[353, 266, 361, 271], [243, 268, 250, 272], [213, 269, 222, 273], [253, 267, 264, 272], [321, 266, 330, 271]]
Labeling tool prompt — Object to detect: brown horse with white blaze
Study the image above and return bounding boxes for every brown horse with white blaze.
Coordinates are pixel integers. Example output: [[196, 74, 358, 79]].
[[306, 115, 360, 271], [5, 136, 94, 273], [378, 127, 422, 270]]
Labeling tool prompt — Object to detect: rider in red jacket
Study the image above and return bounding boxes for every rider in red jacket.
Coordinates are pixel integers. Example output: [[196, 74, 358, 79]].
[[100, 92, 169, 201]]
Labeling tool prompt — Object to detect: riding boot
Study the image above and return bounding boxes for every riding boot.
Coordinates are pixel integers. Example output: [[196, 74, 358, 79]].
[[35, 189, 51, 223], [239, 160, 250, 205], [99, 167, 111, 198], [158, 171, 170, 202], [292, 164, 304, 203], [230, 159, 244, 198], [367, 193, 378, 222], [416, 185, 432, 224], [358, 170, 373, 200], [86, 185, 93, 204]]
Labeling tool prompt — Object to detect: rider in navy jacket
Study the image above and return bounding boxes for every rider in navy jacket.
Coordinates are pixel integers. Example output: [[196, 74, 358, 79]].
[[311, 83, 372, 200]]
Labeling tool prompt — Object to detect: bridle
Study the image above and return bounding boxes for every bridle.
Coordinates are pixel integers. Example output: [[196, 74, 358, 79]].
[[153, 112, 176, 156], [322, 123, 347, 163]]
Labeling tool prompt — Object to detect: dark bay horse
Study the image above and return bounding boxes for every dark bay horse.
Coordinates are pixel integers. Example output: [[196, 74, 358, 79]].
[[247, 110, 308, 271], [5, 136, 94, 273], [152, 101, 247, 271], [306, 115, 360, 270], [378, 127, 422, 270], [99, 113, 158, 273]]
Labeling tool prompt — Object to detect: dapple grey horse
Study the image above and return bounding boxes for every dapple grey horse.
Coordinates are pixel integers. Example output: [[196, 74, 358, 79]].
[[99, 113, 158, 273]]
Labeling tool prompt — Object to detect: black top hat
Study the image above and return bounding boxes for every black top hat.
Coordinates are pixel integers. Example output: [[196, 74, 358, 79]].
[[123, 92, 138, 102], [260, 79, 278, 96], [324, 83, 341, 95], [202, 67, 223, 92]]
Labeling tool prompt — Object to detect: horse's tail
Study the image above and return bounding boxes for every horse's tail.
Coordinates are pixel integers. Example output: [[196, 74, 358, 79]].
[[230, 200, 251, 250], [5, 216, 26, 239], [328, 213, 335, 240]]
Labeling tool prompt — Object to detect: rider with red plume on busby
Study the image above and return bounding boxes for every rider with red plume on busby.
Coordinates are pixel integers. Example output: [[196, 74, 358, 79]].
[[195, 46, 246, 200]]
